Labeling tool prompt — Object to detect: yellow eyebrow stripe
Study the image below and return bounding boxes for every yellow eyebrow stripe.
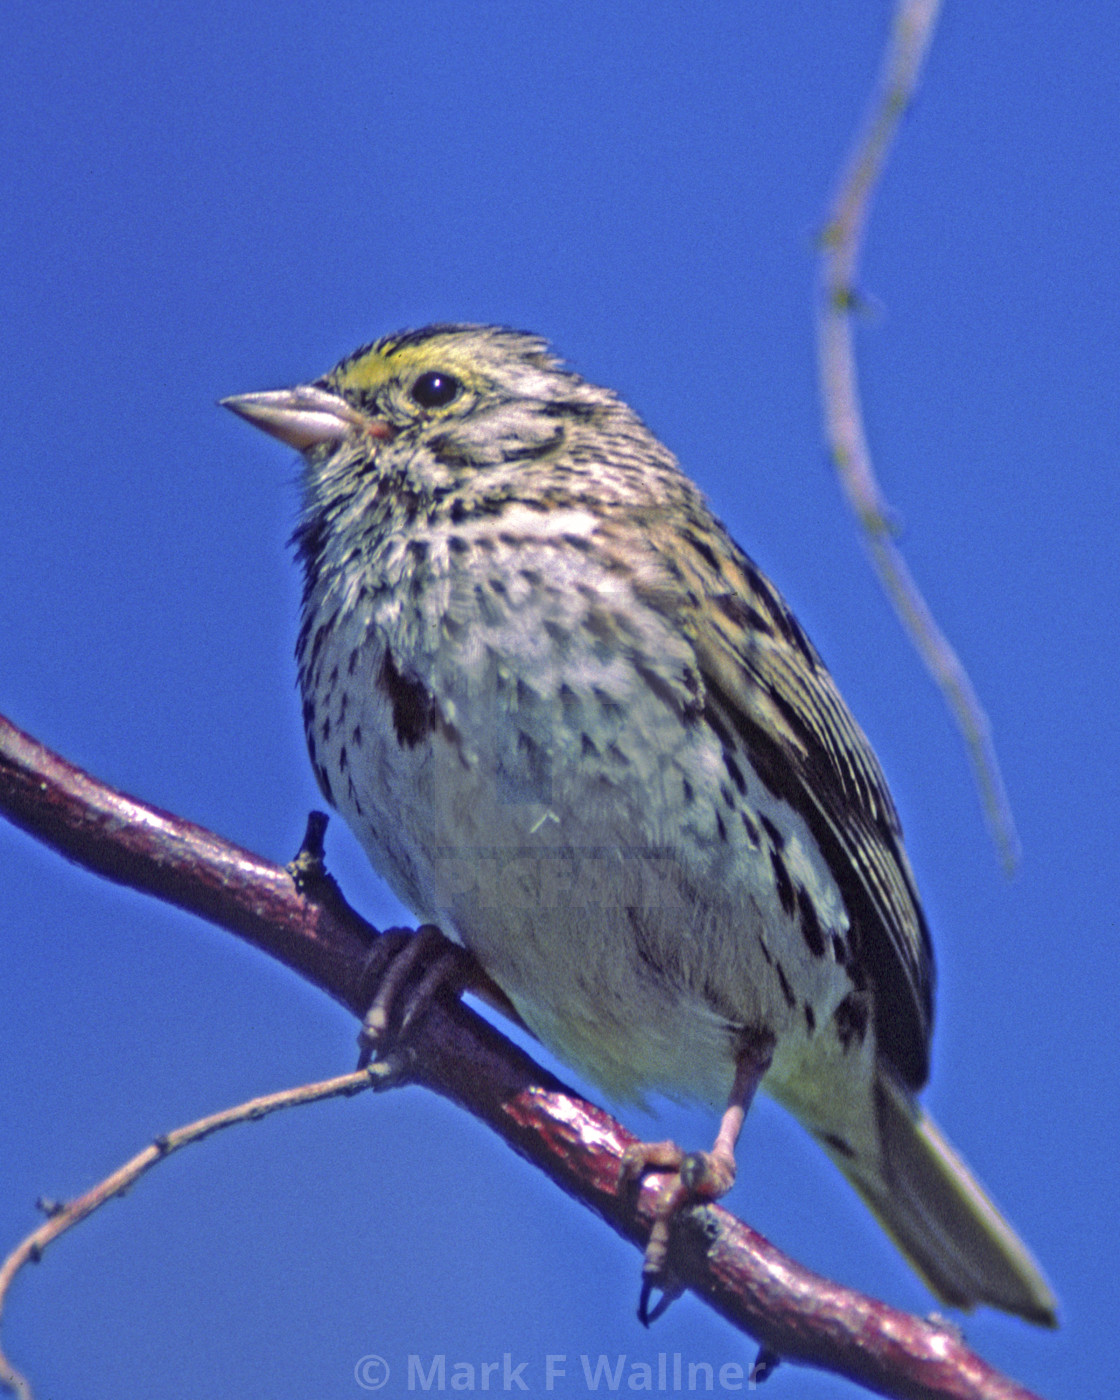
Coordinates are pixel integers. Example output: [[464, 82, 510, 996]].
[[331, 337, 482, 395]]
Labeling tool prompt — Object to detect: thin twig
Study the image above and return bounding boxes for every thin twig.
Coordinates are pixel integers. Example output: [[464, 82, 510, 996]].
[[817, 0, 1021, 872], [0, 1070, 385, 1399], [0, 710, 1047, 1399]]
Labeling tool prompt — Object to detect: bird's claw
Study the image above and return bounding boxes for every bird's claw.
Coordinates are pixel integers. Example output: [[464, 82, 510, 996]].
[[357, 924, 473, 1067], [637, 1275, 684, 1328], [620, 1140, 737, 1323], [748, 1347, 781, 1386]]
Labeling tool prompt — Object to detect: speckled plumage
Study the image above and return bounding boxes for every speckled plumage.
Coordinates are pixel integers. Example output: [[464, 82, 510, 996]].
[[224, 323, 1055, 1325]]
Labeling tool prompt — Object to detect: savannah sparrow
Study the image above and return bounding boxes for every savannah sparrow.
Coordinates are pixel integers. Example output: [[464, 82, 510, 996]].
[[224, 324, 1055, 1325]]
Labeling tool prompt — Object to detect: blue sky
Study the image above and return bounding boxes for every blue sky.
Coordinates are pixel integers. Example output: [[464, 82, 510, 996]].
[[1, 4, 1116, 1397]]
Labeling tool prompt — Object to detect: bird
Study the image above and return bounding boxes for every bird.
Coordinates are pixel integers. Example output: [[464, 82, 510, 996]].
[[223, 323, 1056, 1326]]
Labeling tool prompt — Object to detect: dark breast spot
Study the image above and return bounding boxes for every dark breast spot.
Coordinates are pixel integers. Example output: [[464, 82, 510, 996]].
[[722, 749, 747, 795], [820, 1132, 855, 1160], [833, 992, 870, 1052], [591, 686, 624, 719], [377, 649, 438, 749], [769, 848, 795, 917], [314, 761, 334, 805], [796, 884, 827, 958], [759, 814, 785, 851], [634, 659, 689, 718], [722, 756, 750, 800]]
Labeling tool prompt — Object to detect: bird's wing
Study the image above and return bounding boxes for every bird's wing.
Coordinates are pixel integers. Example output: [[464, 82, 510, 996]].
[[635, 511, 934, 1088]]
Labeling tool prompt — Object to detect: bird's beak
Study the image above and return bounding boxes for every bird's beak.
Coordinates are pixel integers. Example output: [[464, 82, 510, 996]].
[[221, 384, 377, 450]]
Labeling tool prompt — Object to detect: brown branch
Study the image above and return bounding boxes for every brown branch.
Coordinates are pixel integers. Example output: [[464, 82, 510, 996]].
[[0, 709, 1046, 1400], [816, 0, 1021, 873]]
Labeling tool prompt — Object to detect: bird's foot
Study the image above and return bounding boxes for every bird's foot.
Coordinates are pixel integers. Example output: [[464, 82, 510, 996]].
[[356, 924, 475, 1068], [618, 1139, 737, 1324], [286, 814, 475, 1069]]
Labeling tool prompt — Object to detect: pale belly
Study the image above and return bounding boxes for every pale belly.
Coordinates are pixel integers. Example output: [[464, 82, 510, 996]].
[[307, 616, 858, 1111]]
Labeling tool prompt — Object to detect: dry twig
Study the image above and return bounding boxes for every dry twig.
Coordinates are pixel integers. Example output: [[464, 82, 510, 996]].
[[817, 0, 1021, 871], [0, 1069, 382, 1400]]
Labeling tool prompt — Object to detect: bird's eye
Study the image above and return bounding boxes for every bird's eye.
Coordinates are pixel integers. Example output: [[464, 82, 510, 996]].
[[410, 370, 461, 409]]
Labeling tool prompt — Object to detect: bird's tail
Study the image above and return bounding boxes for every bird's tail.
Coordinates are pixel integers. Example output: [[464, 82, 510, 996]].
[[816, 1070, 1057, 1326]]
